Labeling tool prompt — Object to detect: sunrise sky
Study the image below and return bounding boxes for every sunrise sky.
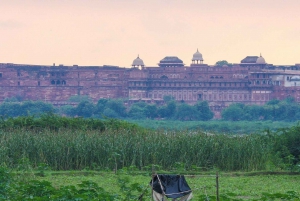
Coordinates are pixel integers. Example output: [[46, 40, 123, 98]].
[[0, 0, 299, 67]]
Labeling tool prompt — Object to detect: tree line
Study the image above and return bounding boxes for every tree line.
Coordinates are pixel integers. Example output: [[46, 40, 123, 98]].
[[1, 96, 300, 121], [222, 98, 300, 121], [0, 95, 214, 121]]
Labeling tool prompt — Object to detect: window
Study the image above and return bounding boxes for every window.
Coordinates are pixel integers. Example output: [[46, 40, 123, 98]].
[[62, 80, 66, 85], [51, 80, 55, 85], [56, 80, 60, 85], [18, 82, 20, 86], [38, 81, 40, 86], [0, 73, 2, 77]]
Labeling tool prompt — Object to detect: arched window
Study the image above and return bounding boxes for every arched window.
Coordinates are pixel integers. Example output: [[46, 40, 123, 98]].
[[160, 75, 168, 79], [56, 80, 60, 85], [51, 80, 55, 85], [62, 80, 66, 85]]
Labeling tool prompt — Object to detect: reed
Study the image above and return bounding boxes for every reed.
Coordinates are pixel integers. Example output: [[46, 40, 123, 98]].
[[0, 128, 277, 171]]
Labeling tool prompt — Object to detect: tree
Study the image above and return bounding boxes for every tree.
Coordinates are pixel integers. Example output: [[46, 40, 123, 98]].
[[215, 60, 232, 67], [128, 104, 146, 119], [243, 105, 265, 120], [157, 101, 176, 119], [144, 104, 157, 119], [73, 101, 95, 118], [175, 103, 199, 121], [221, 104, 244, 121], [105, 99, 127, 118], [0, 101, 54, 117], [96, 98, 109, 114], [194, 101, 214, 121], [163, 95, 175, 103]]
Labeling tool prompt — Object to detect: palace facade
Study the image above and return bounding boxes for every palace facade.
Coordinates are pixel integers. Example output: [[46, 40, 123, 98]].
[[1, 50, 300, 116]]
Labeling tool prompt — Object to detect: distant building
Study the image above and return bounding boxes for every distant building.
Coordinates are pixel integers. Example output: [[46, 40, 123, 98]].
[[1, 50, 300, 117]]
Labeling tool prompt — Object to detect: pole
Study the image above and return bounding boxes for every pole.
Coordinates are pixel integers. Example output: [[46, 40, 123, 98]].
[[216, 172, 219, 201], [151, 164, 154, 201]]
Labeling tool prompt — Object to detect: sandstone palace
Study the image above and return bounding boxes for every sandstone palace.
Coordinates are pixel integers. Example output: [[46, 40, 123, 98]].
[[1, 50, 300, 116]]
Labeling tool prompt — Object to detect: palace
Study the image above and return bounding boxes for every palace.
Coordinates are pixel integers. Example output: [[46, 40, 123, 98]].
[[0, 50, 300, 117]]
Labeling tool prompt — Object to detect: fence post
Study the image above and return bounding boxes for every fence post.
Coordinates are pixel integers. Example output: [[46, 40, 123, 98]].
[[151, 164, 154, 201], [216, 172, 219, 201]]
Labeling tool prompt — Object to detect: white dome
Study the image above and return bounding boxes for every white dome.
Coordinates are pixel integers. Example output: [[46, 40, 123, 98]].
[[192, 49, 203, 61], [132, 55, 145, 67], [256, 54, 266, 64]]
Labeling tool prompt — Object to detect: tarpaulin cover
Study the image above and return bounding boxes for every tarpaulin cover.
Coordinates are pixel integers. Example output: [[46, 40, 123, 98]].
[[150, 175, 192, 199]]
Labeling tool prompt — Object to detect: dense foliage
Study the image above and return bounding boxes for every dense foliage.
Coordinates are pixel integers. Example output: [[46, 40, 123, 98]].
[[0, 167, 147, 201], [0, 116, 299, 172], [0, 95, 214, 121], [222, 98, 300, 121]]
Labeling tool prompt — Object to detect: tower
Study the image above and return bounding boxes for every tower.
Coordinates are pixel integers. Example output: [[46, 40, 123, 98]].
[[192, 49, 203, 64], [131, 55, 145, 69]]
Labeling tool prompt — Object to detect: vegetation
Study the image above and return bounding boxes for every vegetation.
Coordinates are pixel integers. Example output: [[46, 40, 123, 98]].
[[2, 96, 300, 124], [130, 120, 296, 134], [1, 166, 300, 200], [215, 60, 233, 67], [0, 115, 300, 200], [221, 98, 300, 121], [0, 96, 214, 121], [0, 116, 299, 172]]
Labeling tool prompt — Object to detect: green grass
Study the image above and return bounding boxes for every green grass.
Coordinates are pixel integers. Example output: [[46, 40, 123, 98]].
[[0, 128, 278, 171], [129, 120, 297, 134], [35, 170, 300, 200]]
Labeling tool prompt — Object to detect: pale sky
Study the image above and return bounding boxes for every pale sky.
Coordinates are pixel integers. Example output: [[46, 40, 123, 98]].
[[0, 0, 299, 67]]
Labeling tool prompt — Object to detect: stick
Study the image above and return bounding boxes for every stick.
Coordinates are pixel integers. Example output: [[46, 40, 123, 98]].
[[216, 172, 219, 201]]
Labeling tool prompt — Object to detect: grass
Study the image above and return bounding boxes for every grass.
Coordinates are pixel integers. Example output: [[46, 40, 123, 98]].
[[0, 128, 277, 171], [129, 120, 297, 134], [34, 170, 300, 200]]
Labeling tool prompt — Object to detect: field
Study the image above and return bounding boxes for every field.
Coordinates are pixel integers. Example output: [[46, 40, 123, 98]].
[[129, 120, 297, 134], [1, 116, 300, 200], [33, 171, 300, 200]]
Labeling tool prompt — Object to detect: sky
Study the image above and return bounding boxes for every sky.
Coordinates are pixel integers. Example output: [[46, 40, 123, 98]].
[[0, 0, 299, 67]]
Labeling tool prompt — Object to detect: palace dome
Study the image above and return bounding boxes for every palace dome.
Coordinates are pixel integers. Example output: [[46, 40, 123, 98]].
[[192, 49, 203, 61], [132, 55, 144, 67], [256, 54, 266, 64]]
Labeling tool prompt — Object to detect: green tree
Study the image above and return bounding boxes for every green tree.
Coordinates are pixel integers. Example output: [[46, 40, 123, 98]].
[[105, 99, 127, 117], [194, 101, 213, 120], [175, 103, 199, 121], [74, 101, 95, 117], [96, 98, 109, 114], [144, 104, 157, 119], [221, 104, 244, 121], [128, 104, 146, 119], [157, 101, 176, 119], [215, 60, 232, 66], [163, 95, 175, 103]]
